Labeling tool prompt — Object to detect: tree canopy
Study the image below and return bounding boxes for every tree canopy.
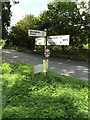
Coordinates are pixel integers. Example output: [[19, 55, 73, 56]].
[[9, 1, 89, 50], [2, 2, 11, 39], [2, 0, 19, 39], [9, 14, 38, 49], [36, 1, 89, 49]]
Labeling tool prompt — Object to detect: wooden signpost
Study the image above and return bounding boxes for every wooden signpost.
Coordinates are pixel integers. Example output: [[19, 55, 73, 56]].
[[32, 60, 48, 80], [28, 29, 70, 80], [32, 64, 43, 80]]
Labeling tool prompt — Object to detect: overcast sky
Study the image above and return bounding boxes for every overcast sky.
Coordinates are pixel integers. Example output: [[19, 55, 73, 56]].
[[10, 0, 89, 26]]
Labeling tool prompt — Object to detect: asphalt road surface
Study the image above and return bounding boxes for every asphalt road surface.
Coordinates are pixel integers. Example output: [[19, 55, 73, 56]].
[[1, 49, 89, 81]]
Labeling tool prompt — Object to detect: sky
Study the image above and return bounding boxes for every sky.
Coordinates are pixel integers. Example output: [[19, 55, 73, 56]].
[[10, 0, 52, 26], [10, 0, 89, 26]]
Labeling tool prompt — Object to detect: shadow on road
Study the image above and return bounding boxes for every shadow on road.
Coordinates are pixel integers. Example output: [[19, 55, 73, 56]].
[[1, 49, 89, 81]]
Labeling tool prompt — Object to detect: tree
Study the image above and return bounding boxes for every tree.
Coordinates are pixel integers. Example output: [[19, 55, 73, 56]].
[[2, 1, 19, 39], [36, 1, 89, 50], [10, 14, 38, 49], [9, 1, 89, 51], [2, 2, 11, 39]]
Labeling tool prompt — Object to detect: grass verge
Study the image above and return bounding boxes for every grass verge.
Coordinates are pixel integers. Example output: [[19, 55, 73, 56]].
[[1, 62, 89, 119]]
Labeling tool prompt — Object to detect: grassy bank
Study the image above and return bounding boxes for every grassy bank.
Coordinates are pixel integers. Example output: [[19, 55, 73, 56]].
[[1, 62, 89, 119]]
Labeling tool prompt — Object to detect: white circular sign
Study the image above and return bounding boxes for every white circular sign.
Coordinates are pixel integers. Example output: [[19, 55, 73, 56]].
[[44, 48, 50, 58]]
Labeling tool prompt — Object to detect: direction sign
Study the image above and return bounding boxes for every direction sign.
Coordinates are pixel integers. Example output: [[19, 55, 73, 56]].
[[28, 29, 46, 37], [35, 37, 45, 45], [44, 48, 50, 58], [47, 35, 70, 45]]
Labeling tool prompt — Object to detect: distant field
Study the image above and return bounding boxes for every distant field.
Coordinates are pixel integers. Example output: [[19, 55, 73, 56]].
[[1, 62, 88, 119]]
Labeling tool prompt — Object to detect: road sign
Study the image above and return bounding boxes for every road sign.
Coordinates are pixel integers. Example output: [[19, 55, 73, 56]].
[[44, 48, 50, 58], [28, 29, 46, 37], [32, 64, 43, 80], [47, 35, 70, 45], [35, 37, 45, 45], [32, 60, 48, 80], [34, 64, 43, 74]]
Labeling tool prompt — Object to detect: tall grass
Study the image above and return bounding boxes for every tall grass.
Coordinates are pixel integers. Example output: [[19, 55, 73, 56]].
[[2, 62, 89, 119]]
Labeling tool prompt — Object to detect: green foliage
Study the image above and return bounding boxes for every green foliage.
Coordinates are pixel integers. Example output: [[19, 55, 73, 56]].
[[0, 39, 6, 48], [2, 63, 88, 119], [8, 1, 89, 51], [36, 1, 89, 50], [2, 2, 11, 39], [2, 1, 19, 39], [9, 14, 38, 49]]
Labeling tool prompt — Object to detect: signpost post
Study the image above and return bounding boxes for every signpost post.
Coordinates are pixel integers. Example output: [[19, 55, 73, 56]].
[[43, 59, 48, 80], [28, 28, 70, 80], [43, 29, 48, 80]]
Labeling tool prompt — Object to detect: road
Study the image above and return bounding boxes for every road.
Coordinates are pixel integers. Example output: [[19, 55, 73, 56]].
[[1, 49, 89, 81]]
